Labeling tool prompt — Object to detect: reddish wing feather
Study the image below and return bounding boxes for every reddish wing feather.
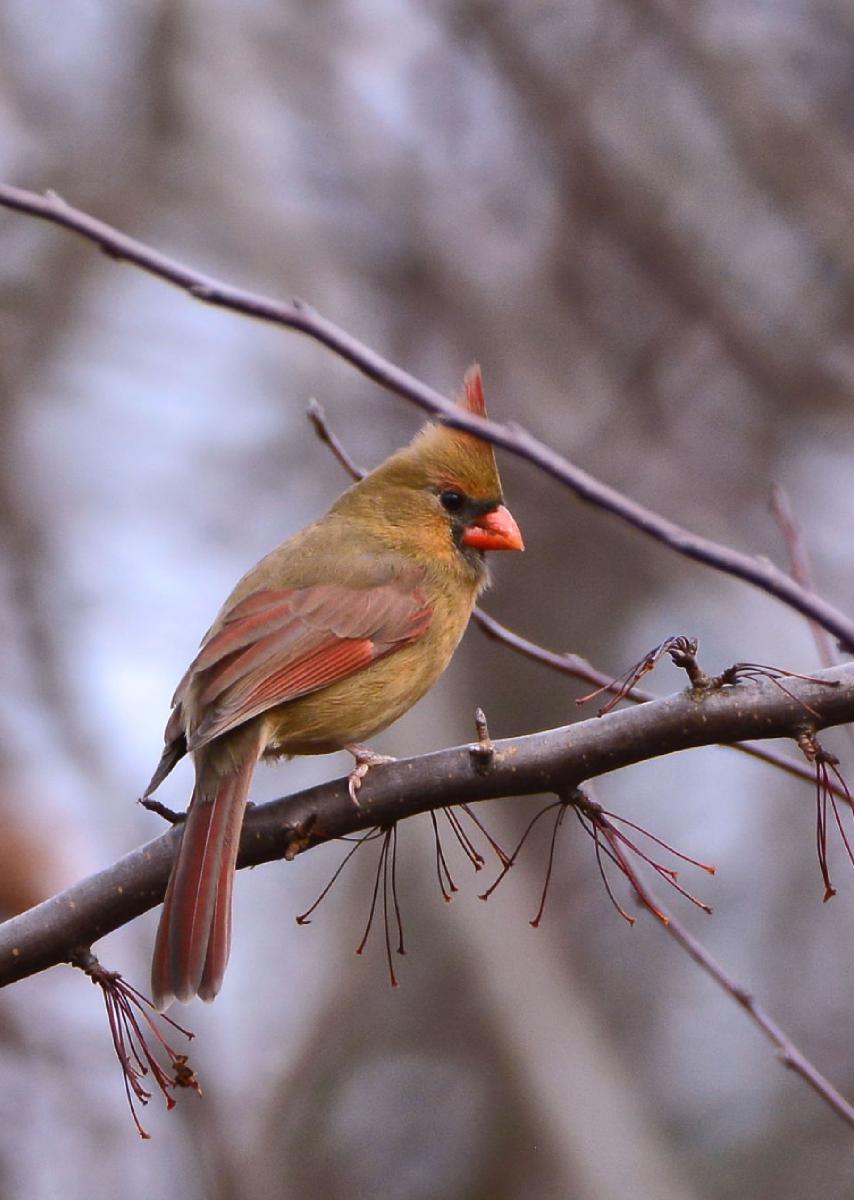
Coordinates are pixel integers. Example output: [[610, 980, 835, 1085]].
[[231, 639, 376, 709], [183, 583, 432, 751], [168, 591, 293, 705], [197, 618, 321, 703]]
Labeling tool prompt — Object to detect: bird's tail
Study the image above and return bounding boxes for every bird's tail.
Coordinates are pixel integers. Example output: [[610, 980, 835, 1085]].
[[151, 736, 261, 1010]]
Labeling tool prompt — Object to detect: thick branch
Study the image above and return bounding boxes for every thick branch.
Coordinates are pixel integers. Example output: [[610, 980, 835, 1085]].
[[0, 663, 850, 989], [0, 183, 850, 649]]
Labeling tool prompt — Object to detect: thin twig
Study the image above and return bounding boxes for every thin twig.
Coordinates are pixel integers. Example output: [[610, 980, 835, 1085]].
[[629, 874, 854, 1127], [473, 609, 852, 806], [72, 949, 200, 1138], [0, 183, 850, 649], [307, 397, 365, 480]]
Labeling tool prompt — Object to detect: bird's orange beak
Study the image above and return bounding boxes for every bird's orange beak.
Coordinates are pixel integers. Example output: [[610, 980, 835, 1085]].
[[461, 505, 524, 552]]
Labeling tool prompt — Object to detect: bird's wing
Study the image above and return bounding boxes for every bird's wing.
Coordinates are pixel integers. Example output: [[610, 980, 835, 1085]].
[[175, 582, 432, 751]]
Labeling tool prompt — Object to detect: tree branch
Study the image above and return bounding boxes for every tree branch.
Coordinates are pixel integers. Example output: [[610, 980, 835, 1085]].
[[0, 182, 850, 650], [474, 608, 852, 805], [0, 663, 849, 989]]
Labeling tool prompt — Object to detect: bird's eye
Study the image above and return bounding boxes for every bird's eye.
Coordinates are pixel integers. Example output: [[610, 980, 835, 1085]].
[[439, 488, 466, 513]]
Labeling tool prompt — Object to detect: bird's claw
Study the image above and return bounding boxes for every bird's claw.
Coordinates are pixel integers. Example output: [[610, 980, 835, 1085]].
[[346, 746, 397, 806]]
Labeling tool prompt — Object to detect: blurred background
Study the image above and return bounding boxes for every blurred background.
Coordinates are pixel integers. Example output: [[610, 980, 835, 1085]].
[[0, 2, 851, 1197]]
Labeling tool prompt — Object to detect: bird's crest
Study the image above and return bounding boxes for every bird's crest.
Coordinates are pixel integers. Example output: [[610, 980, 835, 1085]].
[[346, 364, 503, 506], [458, 364, 486, 417], [415, 362, 499, 499]]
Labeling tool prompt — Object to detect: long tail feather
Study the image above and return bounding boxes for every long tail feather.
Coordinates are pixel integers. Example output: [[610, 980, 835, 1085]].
[[197, 795, 244, 1002], [151, 740, 260, 1009]]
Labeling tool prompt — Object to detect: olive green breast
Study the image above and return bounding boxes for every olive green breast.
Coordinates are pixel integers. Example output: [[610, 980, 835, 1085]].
[[262, 563, 479, 755]]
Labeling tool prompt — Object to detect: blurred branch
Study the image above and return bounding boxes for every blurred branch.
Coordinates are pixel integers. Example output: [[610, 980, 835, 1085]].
[[632, 0, 850, 264], [770, 484, 836, 668], [630, 864, 854, 1126], [459, 0, 847, 410], [0, 183, 851, 649], [309, 394, 850, 804], [0, 661, 850, 989]]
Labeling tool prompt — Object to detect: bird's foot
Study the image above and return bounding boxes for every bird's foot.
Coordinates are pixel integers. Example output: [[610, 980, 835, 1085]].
[[345, 745, 397, 805]]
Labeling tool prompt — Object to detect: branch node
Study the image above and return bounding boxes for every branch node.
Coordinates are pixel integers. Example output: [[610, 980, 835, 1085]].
[[470, 707, 495, 774], [283, 814, 318, 861], [70, 945, 98, 974]]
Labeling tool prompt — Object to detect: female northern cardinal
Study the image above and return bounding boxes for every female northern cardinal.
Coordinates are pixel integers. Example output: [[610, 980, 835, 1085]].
[[145, 366, 522, 1008]]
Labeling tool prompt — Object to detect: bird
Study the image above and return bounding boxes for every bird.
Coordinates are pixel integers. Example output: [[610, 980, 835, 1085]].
[[144, 366, 523, 1008]]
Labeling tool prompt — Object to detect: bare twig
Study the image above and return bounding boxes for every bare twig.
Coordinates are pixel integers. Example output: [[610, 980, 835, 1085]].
[[474, 609, 851, 805], [480, 777, 850, 1125], [629, 874, 854, 1127], [577, 635, 704, 713], [479, 788, 714, 923], [474, 604, 659, 698], [72, 949, 200, 1138], [307, 397, 365, 479], [797, 731, 854, 900], [0, 183, 850, 649]]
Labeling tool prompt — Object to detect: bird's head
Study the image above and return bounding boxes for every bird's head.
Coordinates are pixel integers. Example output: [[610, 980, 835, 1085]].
[[335, 366, 523, 581]]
